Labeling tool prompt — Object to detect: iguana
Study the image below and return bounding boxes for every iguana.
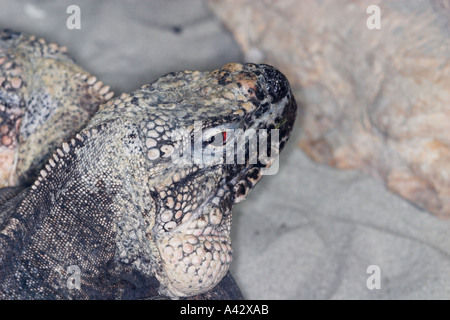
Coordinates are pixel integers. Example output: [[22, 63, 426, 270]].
[[0, 32, 297, 299]]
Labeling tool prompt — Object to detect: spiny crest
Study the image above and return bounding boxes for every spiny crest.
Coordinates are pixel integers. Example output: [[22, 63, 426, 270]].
[[30, 132, 88, 191], [75, 72, 114, 100]]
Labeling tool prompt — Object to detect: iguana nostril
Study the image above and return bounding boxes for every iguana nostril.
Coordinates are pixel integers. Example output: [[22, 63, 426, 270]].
[[260, 64, 289, 103]]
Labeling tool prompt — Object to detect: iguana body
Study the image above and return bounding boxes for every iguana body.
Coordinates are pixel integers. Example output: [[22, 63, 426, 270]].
[[0, 32, 297, 299], [0, 29, 113, 189]]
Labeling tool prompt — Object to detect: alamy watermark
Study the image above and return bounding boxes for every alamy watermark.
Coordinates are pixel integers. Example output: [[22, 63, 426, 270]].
[[366, 5, 381, 30], [366, 265, 381, 290], [66, 265, 81, 290], [64, 4, 381, 31], [168, 121, 281, 175], [66, 5, 81, 30]]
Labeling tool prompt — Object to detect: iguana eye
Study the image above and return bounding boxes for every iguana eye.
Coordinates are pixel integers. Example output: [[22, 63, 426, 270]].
[[207, 131, 227, 146], [204, 128, 230, 147]]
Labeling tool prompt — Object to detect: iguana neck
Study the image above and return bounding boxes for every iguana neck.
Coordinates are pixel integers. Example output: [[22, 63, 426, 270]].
[[1, 121, 160, 298]]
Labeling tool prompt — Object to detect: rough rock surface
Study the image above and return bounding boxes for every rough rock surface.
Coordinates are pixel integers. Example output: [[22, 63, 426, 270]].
[[209, 0, 450, 217]]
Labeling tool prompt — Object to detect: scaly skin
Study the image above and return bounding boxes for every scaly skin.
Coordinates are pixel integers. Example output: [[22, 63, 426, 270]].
[[0, 62, 297, 299], [0, 29, 113, 188]]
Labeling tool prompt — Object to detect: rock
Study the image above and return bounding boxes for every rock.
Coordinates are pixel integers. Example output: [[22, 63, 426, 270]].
[[209, 0, 450, 217]]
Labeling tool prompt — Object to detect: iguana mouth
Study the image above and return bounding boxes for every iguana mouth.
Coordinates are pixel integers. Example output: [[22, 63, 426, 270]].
[[232, 92, 298, 202]]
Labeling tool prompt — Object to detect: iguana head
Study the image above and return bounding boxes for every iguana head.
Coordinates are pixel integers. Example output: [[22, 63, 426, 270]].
[[86, 63, 297, 297]]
